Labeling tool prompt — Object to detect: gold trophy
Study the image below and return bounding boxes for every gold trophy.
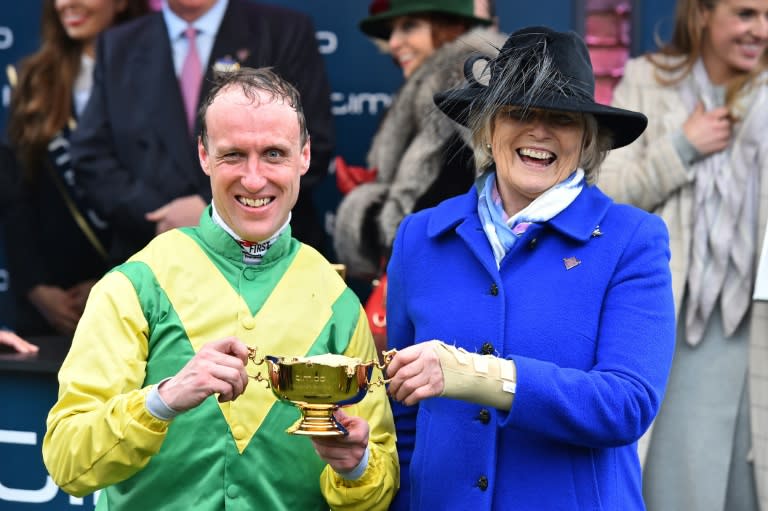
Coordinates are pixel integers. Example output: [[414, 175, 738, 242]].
[[247, 348, 395, 437]]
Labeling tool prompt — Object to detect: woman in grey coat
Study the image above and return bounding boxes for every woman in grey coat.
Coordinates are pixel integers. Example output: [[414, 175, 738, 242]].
[[333, 0, 506, 279], [599, 0, 768, 509]]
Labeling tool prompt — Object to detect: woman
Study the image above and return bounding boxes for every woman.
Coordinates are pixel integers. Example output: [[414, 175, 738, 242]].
[[333, 0, 505, 352], [333, 0, 505, 278], [598, 0, 768, 509], [385, 26, 676, 510], [6, 0, 149, 336]]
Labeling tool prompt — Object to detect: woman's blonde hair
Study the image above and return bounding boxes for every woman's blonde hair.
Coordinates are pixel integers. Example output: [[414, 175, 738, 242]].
[[648, 0, 768, 111]]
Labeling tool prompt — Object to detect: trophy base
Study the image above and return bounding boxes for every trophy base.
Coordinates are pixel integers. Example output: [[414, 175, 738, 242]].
[[286, 404, 349, 436]]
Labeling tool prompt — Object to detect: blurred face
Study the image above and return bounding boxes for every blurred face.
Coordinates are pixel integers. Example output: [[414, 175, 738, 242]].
[[388, 16, 436, 78], [167, 0, 218, 22], [55, 0, 127, 56], [199, 86, 310, 242], [491, 107, 585, 216], [700, 0, 768, 83]]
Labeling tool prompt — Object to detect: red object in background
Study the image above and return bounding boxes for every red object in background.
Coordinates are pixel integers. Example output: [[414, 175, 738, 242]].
[[365, 273, 387, 355], [335, 156, 378, 195], [369, 0, 390, 15], [585, 0, 631, 105]]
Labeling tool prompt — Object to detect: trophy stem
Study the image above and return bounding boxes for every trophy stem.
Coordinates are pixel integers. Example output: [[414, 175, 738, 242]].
[[286, 404, 348, 436]]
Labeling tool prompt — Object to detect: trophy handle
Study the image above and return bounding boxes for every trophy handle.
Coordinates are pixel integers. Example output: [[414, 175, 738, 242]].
[[367, 348, 398, 392], [247, 346, 264, 365], [246, 346, 270, 388], [377, 348, 397, 370]]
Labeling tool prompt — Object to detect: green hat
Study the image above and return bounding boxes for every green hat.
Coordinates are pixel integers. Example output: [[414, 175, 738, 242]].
[[359, 0, 493, 40]]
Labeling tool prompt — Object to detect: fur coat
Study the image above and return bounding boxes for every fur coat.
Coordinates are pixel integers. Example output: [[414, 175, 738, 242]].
[[333, 27, 507, 277]]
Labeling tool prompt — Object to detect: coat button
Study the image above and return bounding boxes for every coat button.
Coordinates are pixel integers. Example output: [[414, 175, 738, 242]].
[[243, 267, 258, 281], [477, 409, 490, 424], [240, 314, 256, 330], [476, 476, 489, 491], [528, 237, 538, 249], [232, 425, 247, 440], [489, 283, 498, 296], [480, 342, 494, 355]]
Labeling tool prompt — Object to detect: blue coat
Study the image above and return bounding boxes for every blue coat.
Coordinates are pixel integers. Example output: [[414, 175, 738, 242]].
[[387, 184, 675, 510]]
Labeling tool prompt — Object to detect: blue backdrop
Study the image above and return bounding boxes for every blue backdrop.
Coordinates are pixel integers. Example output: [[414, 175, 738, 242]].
[[0, 1, 675, 509]]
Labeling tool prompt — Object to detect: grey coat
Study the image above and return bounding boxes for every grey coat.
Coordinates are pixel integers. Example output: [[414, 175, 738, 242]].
[[333, 27, 506, 277], [599, 55, 768, 510]]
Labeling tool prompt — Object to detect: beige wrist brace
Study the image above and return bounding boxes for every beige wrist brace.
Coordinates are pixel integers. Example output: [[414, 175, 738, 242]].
[[435, 342, 517, 411]]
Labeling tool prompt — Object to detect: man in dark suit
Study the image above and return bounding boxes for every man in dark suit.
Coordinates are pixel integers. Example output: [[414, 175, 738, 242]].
[[71, 0, 334, 263]]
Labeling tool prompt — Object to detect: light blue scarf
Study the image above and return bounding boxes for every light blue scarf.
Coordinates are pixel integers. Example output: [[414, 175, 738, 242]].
[[477, 168, 585, 267]]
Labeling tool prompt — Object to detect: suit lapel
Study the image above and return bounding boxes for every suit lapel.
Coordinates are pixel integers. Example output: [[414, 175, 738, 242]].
[[197, 0, 259, 134], [131, 14, 198, 179]]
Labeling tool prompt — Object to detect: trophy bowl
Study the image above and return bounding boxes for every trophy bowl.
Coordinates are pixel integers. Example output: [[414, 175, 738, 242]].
[[248, 350, 394, 437]]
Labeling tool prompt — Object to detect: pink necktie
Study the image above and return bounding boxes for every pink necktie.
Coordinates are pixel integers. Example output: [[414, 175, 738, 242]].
[[180, 26, 202, 134]]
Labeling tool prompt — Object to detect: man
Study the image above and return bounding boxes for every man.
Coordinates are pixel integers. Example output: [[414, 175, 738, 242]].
[[43, 68, 398, 511], [71, 0, 333, 263]]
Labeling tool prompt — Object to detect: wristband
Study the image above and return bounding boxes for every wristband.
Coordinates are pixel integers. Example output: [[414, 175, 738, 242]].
[[146, 377, 182, 421], [336, 444, 370, 481]]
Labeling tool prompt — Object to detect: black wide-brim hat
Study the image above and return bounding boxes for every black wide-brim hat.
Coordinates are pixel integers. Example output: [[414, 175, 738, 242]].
[[434, 26, 647, 149]]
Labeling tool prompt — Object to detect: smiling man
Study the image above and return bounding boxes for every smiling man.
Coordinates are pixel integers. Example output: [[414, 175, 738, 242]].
[[42, 68, 398, 511], [71, 0, 334, 264], [198, 69, 310, 250]]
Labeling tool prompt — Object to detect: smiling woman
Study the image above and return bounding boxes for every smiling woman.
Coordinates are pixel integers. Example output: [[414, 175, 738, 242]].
[[5, 0, 148, 338], [487, 107, 586, 215], [56, 0, 132, 57], [384, 26, 675, 511], [598, 0, 768, 509], [334, 0, 505, 279]]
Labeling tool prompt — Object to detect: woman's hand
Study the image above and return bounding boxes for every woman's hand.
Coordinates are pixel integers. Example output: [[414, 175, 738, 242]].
[[683, 102, 731, 156], [386, 340, 445, 406], [0, 330, 38, 354]]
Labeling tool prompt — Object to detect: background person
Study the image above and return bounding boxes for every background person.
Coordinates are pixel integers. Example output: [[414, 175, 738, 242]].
[[333, 0, 505, 351], [385, 26, 675, 510], [42, 67, 398, 510], [5, 0, 149, 337], [0, 330, 38, 354], [0, 143, 23, 342], [333, 0, 503, 276], [71, 0, 334, 264], [598, 0, 768, 509]]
